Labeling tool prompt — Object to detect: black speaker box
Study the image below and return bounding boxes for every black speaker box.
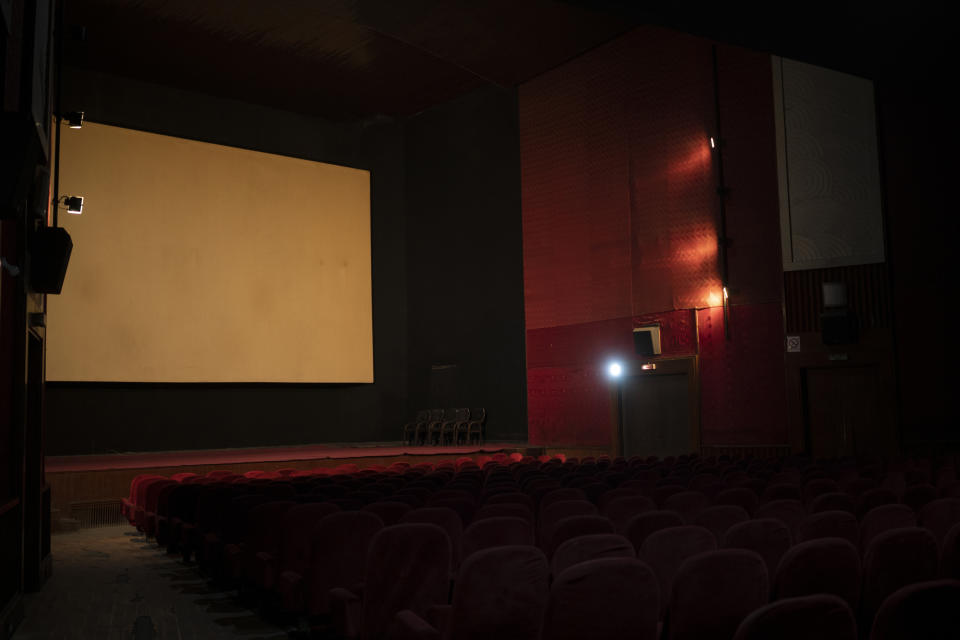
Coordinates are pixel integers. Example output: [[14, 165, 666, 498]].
[[634, 330, 654, 356], [30, 227, 73, 294], [821, 309, 858, 345]]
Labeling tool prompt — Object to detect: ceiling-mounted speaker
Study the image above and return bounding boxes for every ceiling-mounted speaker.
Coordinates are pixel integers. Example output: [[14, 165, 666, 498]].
[[30, 227, 73, 294], [633, 325, 662, 357]]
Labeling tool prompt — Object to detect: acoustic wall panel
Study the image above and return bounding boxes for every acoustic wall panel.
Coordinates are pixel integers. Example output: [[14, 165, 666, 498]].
[[774, 57, 885, 270], [48, 122, 373, 383]]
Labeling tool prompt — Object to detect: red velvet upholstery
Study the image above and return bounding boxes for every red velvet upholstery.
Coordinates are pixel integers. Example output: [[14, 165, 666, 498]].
[[753, 499, 806, 535], [722, 518, 792, 582], [856, 488, 899, 518], [254, 502, 339, 591], [667, 550, 769, 640], [542, 558, 659, 640], [733, 594, 856, 640], [401, 507, 464, 569], [693, 505, 750, 543], [641, 526, 717, 619], [473, 503, 533, 524], [861, 527, 940, 632], [624, 510, 685, 553], [918, 498, 960, 547], [774, 537, 861, 611], [461, 516, 534, 561], [544, 515, 614, 559], [714, 488, 759, 515], [362, 501, 413, 526], [796, 511, 859, 547], [539, 488, 587, 511], [869, 579, 960, 640], [860, 505, 916, 552], [551, 533, 634, 578], [663, 491, 711, 524], [811, 492, 857, 515], [602, 495, 656, 534], [539, 500, 597, 541]]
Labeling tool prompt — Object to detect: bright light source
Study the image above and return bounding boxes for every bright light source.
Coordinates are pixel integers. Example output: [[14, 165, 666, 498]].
[[65, 195, 83, 214], [608, 362, 623, 378], [709, 136, 716, 149], [641, 363, 656, 371], [723, 286, 729, 301], [65, 111, 85, 128]]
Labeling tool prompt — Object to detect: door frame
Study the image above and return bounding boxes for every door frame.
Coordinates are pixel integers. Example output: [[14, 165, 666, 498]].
[[609, 356, 700, 458]]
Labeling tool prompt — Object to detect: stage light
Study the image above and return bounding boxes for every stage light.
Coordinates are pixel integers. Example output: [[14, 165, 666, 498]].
[[709, 136, 716, 149], [64, 196, 83, 214], [65, 111, 85, 128], [723, 286, 729, 301], [641, 363, 656, 371], [608, 361, 623, 378]]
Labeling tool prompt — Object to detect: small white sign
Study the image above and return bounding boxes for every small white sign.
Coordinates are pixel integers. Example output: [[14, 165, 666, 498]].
[[786, 336, 801, 352]]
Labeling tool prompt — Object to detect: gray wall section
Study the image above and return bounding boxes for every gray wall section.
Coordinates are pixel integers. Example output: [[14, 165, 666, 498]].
[[45, 70, 527, 454], [45, 67, 409, 453], [404, 86, 527, 441]]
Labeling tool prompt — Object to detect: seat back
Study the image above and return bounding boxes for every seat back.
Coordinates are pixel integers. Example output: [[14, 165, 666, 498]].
[[551, 533, 635, 578], [714, 488, 759, 515], [861, 527, 940, 631], [641, 526, 717, 619], [693, 505, 750, 543], [462, 516, 534, 561], [277, 502, 340, 574], [446, 546, 549, 640], [732, 594, 857, 640], [860, 505, 916, 551], [474, 503, 533, 524], [774, 537, 861, 611], [400, 506, 463, 568], [361, 523, 451, 640], [796, 510, 859, 546], [668, 549, 769, 640], [602, 495, 656, 534], [722, 518, 792, 581], [918, 498, 960, 547], [624, 510, 685, 553], [754, 499, 806, 535], [361, 501, 412, 526], [542, 558, 659, 640], [663, 491, 711, 523], [304, 511, 384, 616], [869, 579, 960, 640], [544, 515, 613, 559]]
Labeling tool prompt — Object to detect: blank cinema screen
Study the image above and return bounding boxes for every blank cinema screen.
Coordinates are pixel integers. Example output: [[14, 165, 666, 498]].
[[47, 122, 373, 383]]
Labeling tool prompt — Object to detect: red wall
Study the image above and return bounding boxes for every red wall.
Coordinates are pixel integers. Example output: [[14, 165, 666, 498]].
[[521, 27, 787, 448]]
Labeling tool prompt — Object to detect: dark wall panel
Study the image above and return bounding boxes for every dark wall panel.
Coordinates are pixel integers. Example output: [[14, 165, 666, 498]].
[[45, 68, 407, 454], [404, 86, 526, 441]]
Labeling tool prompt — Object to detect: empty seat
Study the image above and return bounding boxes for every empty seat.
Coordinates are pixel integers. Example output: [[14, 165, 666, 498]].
[[693, 505, 750, 543], [640, 526, 717, 619], [733, 594, 857, 640], [861, 527, 940, 631], [544, 516, 614, 560], [722, 518, 792, 582], [761, 484, 803, 503], [539, 500, 597, 541], [803, 479, 840, 506], [796, 511, 859, 546], [918, 498, 960, 547], [811, 492, 856, 514], [597, 487, 640, 510], [774, 537, 861, 611], [667, 550, 769, 640], [483, 492, 534, 511], [551, 533, 635, 578], [714, 488, 759, 515], [393, 545, 549, 640], [277, 511, 384, 616], [461, 516, 534, 561], [754, 499, 806, 535], [473, 502, 533, 524], [869, 579, 960, 640], [651, 484, 687, 507], [330, 523, 451, 640], [901, 484, 938, 513], [253, 501, 339, 592], [856, 488, 899, 518], [362, 501, 412, 526], [663, 491, 710, 523], [602, 495, 656, 533], [624, 510, 685, 553], [942, 522, 960, 579], [539, 488, 587, 511], [542, 558, 659, 640], [860, 505, 916, 551]]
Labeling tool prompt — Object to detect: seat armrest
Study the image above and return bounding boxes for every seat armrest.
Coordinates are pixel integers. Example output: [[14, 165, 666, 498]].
[[425, 604, 453, 636], [392, 609, 441, 640], [329, 587, 362, 639]]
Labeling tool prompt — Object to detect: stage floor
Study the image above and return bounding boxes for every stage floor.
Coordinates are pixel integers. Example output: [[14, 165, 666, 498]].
[[45, 442, 532, 473]]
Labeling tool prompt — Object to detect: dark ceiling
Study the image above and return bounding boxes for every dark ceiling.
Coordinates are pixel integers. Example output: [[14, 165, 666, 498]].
[[63, 0, 949, 122]]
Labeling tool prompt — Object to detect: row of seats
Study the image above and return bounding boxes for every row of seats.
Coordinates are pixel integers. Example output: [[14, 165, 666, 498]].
[[122, 451, 960, 638], [401, 408, 486, 446]]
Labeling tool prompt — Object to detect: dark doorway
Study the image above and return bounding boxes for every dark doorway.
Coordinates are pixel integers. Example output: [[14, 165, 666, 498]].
[[803, 365, 890, 459], [620, 371, 693, 458]]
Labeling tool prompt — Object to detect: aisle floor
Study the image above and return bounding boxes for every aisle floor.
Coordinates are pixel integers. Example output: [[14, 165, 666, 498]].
[[15, 526, 288, 640]]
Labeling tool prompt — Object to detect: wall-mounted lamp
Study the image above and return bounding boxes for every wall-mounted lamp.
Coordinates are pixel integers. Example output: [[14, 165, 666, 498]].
[[641, 363, 656, 371], [607, 361, 624, 379], [709, 136, 716, 149], [64, 111, 84, 128], [60, 195, 83, 214]]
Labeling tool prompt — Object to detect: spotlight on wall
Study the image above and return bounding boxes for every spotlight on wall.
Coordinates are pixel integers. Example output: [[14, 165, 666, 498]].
[[63, 195, 83, 214], [607, 361, 623, 379], [64, 111, 85, 129]]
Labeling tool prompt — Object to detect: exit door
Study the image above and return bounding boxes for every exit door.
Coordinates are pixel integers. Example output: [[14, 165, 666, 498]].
[[620, 371, 694, 458], [803, 365, 892, 459]]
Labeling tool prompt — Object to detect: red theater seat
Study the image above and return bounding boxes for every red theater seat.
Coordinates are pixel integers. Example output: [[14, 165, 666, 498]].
[[362, 501, 413, 526], [666, 550, 769, 640], [796, 511, 859, 547], [692, 505, 750, 543], [544, 515, 613, 560], [860, 505, 916, 551], [733, 595, 857, 640], [253, 502, 339, 592], [541, 558, 659, 640], [774, 537, 862, 611], [462, 516, 534, 562], [551, 533, 634, 578], [401, 507, 464, 570], [722, 518, 792, 582], [330, 523, 451, 640], [861, 527, 940, 631], [624, 511, 685, 553], [869, 579, 960, 640], [641, 526, 717, 619], [714, 488, 759, 516], [754, 499, 806, 536], [918, 498, 960, 547]]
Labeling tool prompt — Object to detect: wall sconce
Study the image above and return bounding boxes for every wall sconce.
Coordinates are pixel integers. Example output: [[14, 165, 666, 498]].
[[64, 111, 84, 128], [60, 195, 83, 214]]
